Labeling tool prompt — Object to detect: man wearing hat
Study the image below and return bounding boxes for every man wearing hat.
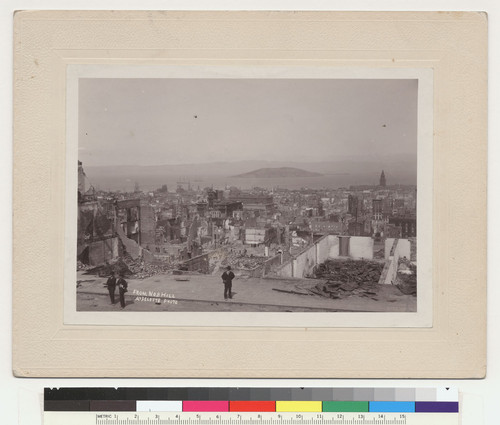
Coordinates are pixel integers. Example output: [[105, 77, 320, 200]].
[[106, 271, 117, 304], [221, 265, 235, 300], [117, 273, 128, 309]]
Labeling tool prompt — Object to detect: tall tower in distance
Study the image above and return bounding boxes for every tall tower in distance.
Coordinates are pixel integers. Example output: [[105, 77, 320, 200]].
[[379, 170, 386, 187]]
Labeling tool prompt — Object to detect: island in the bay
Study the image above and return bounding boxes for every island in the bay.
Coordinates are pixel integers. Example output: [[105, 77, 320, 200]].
[[233, 167, 323, 178]]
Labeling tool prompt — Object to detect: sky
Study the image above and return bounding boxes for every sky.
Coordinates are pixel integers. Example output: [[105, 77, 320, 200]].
[[78, 78, 418, 167]]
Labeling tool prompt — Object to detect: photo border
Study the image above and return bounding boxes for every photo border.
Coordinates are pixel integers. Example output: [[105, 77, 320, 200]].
[[65, 65, 432, 328]]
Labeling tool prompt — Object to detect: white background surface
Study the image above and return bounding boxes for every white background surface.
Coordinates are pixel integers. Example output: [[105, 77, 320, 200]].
[[1, 1, 498, 424]]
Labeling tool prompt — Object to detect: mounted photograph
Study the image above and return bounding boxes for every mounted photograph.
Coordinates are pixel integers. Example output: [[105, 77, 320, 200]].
[[14, 10, 486, 377], [68, 66, 430, 326]]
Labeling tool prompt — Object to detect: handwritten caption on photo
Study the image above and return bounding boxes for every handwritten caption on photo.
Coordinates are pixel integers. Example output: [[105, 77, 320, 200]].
[[132, 289, 178, 304]]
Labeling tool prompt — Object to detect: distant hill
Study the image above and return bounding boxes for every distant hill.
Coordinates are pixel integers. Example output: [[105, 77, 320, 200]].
[[82, 155, 417, 190], [233, 167, 323, 178]]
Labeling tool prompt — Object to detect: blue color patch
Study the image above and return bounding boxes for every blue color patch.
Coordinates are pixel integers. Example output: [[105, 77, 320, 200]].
[[369, 402, 415, 412]]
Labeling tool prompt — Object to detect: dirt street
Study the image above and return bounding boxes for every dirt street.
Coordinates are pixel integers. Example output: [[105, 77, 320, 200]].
[[77, 271, 416, 313]]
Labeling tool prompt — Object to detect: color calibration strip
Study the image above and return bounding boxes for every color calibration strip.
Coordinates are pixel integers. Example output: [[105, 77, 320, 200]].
[[138, 400, 458, 413], [44, 388, 458, 413]]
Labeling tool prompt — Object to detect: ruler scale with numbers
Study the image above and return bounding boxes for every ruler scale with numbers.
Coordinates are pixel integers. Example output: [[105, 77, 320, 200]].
[[44, 411, 458, 425], [43, 388, 459, 425]]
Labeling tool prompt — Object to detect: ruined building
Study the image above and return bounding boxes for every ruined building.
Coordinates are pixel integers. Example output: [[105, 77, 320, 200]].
[[77, 162, 157, 266]]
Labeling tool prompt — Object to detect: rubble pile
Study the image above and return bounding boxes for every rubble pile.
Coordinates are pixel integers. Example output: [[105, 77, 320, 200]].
[[122, 254, 175, 279], [396, 258, 417, 295], [311, 259, 385, 300], [310, 280, 381, 300], [209, 248, 268, 274], [84, 257, 133, 277], [82, 255, 175, 280], [77, 260, 92, 271], [314, 259, 384, 285], [220, 252, 267, 271], [373, 248, 385, 260]]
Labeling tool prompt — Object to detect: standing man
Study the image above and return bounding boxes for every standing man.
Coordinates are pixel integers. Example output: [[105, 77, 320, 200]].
[[106, 271, 116, 305], [222, 265, 235, 300], [117, 273, 128, 309]]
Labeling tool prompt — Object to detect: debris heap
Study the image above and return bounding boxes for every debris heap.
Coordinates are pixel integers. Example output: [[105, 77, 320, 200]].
[[77, 260, 92, 271], [312, 259, 385, 300], [122, 255, 175, 279], [310, 280, 381, 300], [314, 259, 384, 285], [82, 255, 175, 280], [209, 249, 268, 274], [396, 258, 417, 295]]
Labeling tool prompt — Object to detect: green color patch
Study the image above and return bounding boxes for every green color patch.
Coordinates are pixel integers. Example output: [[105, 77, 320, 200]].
[[322, 401, 369, 412]]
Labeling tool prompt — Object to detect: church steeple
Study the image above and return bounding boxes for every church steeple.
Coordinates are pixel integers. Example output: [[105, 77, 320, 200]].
[[379, 170, 386, 187]]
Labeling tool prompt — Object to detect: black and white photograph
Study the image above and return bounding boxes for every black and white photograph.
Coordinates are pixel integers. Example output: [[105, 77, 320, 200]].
[[12, 10, 487, 380], [71, 67, 429, 322]]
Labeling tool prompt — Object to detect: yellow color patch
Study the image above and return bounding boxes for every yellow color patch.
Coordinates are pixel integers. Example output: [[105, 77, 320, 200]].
[[275, 401, 322, 412]]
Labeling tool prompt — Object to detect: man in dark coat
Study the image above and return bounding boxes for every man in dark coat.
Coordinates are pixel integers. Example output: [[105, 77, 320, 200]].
[[221, 265, 235, 300], [106, 271, 117, 304], [117, 273, 128, 309]]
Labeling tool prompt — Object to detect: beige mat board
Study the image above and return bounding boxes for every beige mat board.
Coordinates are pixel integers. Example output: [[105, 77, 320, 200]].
[[13, 11, 486, 377]]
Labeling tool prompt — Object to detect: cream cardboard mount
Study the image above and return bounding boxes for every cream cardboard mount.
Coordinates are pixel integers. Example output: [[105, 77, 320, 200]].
[[12, 11, 486, 378]]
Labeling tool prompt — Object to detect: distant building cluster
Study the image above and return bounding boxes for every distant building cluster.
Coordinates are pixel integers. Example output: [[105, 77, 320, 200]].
[[77, 162, 416, 272]]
